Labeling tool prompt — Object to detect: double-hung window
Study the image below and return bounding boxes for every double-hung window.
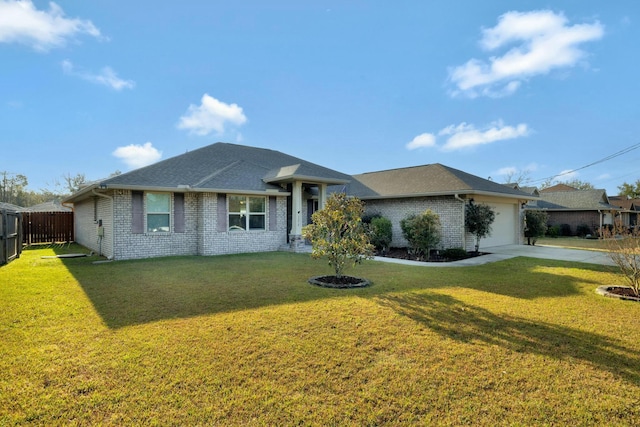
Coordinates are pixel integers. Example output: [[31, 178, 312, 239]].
[[146, 192, 171, 232], [228, 195, 266, 231]]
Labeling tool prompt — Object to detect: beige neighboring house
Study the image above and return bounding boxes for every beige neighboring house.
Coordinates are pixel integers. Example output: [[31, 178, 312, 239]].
[[64, 143, 535, 260]]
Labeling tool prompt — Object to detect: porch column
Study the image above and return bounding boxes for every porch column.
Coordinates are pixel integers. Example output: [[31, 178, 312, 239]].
[[318, 183, 327, 210], [290, 180, 304, 249]]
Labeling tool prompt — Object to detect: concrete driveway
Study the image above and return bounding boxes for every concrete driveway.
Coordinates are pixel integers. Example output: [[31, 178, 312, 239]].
[[484, 244, 616, 266], [373, 244, 616, 267]]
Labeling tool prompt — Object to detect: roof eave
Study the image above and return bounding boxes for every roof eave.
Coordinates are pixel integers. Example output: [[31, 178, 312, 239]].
[[264, 174, 350, 185], [358, 189, 537, 201]]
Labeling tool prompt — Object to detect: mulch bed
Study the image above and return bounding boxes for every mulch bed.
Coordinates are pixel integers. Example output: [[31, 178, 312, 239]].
[[378, 247, 487, 263], [308, 275, 370, 289], [604, 286, 640, 299], [596, 286, 640, 302]]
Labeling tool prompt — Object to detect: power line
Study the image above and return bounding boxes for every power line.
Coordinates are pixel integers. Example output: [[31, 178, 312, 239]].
[[529, 142, 640, 184]]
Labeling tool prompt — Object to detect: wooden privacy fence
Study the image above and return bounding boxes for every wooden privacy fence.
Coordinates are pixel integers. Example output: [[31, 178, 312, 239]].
[[22, 211, 74, 245], [1, 209, 22, 266]]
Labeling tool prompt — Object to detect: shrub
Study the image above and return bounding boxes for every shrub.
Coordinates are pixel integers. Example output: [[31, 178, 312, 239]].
[[524, 210, 548, 245], [369, 216, 392, 253], [441, 247, 468, 260], [576, 223, 591, 237], [302, 193, 374, 278], [361, 212, 382, 224], [559, 223, 572, 236], [400, 210, 441, 259], [546, 225, 560, 238]]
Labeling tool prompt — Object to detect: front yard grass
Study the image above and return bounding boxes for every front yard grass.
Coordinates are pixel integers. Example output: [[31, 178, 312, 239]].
[[1, 245, 639, 425]]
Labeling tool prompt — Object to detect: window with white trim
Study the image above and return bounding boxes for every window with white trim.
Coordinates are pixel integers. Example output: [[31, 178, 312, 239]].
[[228, 195, 266, 231], [146, 192, 171, 232]]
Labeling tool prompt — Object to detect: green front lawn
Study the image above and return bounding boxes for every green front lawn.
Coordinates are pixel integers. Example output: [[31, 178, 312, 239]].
[[1, 245, 639, 425]]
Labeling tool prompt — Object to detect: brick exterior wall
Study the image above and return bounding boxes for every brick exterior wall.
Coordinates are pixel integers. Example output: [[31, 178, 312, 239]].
[[546, 211, 603, 236], [74, 195, 114, 259], [74, 190, 290, 260], [363, 196, 474, 251]]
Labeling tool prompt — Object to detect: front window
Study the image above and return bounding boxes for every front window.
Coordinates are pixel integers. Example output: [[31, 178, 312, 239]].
[[147, 192, 170, 232], [229, 195, 266, 231]]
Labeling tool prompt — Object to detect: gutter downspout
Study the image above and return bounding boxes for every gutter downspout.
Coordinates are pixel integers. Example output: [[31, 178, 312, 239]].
[[92, 189, 114, 259], [455, 194, 466, 250]]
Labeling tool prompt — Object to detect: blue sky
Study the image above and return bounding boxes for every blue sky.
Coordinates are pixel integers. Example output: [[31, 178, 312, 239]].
[[2, 1, 639, 196]]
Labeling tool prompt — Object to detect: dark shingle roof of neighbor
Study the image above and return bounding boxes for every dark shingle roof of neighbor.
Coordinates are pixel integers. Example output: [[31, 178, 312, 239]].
[[346, 163, 533, 199], [0, 202, 24, 212], [537, 189, 620, 210], [99, 142, 351, 192]]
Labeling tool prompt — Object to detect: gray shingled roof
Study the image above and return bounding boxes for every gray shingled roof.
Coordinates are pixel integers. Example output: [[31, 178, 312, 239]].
[[346, 163, 533, 199], [537, 190, 620, 211], [0, 202, 24, 212], [66, 143, 352, 202], [65, 143, 537, 203]]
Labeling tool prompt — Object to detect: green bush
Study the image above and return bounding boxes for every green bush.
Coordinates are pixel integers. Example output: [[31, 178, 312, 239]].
[[559, 223, 572, 236], [400, 210, 441, 258], [369, 216, 392, 253], [524, 210, 548, 245], [546, 225, 560, 238], [441, 247, 468, 260], [576, 223, 591, 237]]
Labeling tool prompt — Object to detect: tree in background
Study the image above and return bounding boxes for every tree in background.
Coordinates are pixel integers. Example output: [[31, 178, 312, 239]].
[[524, 210, 548, 245], [617, 180, 640, 199], [0, 172, 29, 206], [302, 193, 374, 278], [465, 202, 496, 253], [400, 210, 441, 260], [539, 178, 594, 191]]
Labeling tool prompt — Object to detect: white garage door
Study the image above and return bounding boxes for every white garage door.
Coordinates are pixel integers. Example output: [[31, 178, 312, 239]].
[[481, 202, 518, 247]]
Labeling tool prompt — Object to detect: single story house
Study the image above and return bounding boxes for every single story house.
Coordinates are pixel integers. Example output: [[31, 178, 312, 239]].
[[608, 196, 640, 228], [64, 143, 534, 260], [533, 185, 623, 235]]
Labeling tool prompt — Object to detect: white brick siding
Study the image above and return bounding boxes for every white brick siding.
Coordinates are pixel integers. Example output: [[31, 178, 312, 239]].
[[363, 196, 474, 251], [74, 195, 114, 258], [73, 190, 289, 260]]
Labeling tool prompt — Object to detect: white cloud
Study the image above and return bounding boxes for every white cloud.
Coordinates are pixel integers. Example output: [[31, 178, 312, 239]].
[[406, 133, 436, 150], [0, 0, 101, 51], [112, 142, 162, 169], [496, 166, 518, 176], [449, 10, 604, 97], [177, 94, 247, 136], [62, 60, 134, 90], [439, 120, 530, 151]]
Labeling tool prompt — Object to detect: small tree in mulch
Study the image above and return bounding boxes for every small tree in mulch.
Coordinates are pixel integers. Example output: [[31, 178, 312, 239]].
[[601, 222, 640, 298], [400, 210, 441, 260], [524, 210, 548, 245], [465, 202, 496, 253], [302, 193, 374, 280]]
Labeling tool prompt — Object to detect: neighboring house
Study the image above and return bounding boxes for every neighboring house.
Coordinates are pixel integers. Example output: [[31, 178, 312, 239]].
[[0, 202, 24, 212], [64, 143, 535, 260], [534, 186, 622, 235], [608, 196, 640, 228]]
